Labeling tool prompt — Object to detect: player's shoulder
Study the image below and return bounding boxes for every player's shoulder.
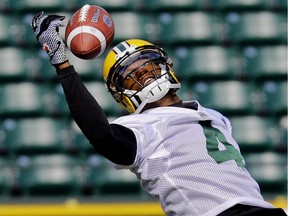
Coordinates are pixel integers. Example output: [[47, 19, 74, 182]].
[[185, 100, 233, 131]]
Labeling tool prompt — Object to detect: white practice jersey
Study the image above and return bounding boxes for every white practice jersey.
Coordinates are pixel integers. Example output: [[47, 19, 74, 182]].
[[112, 101, 274, 216]]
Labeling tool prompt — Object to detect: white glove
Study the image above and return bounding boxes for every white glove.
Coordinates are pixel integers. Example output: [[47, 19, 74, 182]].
[[31, 11, 68, 66]]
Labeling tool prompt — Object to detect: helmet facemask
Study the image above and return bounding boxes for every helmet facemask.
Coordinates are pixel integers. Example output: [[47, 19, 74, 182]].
[[106, 45, 180, 113]]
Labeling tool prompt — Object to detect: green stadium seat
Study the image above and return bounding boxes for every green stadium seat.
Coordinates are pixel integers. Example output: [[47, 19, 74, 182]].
[[275, 115, 287, 152], [31, 48, 64, 82], [50, 83, 71, 117], [242, 45, 287, 80], [71, 0, 138, 11], [2, 118, 70, 155], [7, 0, 69, 13], [0, 123, 5, 154], [173, 46, 239, 80], [230, 116, 276, 152], [20, 12, 72, 47], [17, 14, 37, 46], [140, 0, 203, 11], [0, 1, 9, 12], [274, 0, 288, 10], [261, 81, 287, 115], [52, 81, 122, 117], [110, 12, 156, 44], [181, 81, 257, 115], [0, 14, 19, 46], [215, 0, 270, 11], [18, 14, 43, 46], [157, 12, 223, 45], [70, 121, 94, 154], [0, 48, 33, 81], [0, 83, 50, 117], [0, 158, 10, 196], [16, 154, 82, 196], [66, 50, 104, 81], [85, 155, 141, 195], [84, 81, 123, 116], [69, 117, 118, 155], [225, 12, 287, 44], [244, 152, 287, 193]]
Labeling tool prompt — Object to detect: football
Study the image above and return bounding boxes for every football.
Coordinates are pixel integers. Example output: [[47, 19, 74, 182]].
[[65, 4, 115, 59]]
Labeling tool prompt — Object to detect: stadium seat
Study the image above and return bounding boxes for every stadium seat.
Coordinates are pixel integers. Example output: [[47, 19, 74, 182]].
[[230, 116, 276, 152], [70, 121, 94, 154], [0, 14, 19, 46], [71, 0, 138, 11], [7, 0, 69, 13], [19, 12, 73, 47], [244, 152, 287, 193], [215, 0, 270, 11], [2, 118, 70, 155], [17, 13, 38, 46], [52, 81, 122, 117], [173, 46, 239, 80], [225, 12, 287, 44], [0, 158, 10, 196], [50, 83, 71, 117], [242, 45, 287, 80], [84, 81, 123, 116], [0, 124, 5, 154], [0, 1, 9, 12], [157, 12, 223, 45], [274, 0, 288, 10], [66, 50, 104, 81], [85, 155, 141, 195], [140, 0, 203, 11], [110, 12, 157, 44], [31, 48, 64, 82], [69, 117, 119, 155], [18, 13, 44, 46], [182, 81, 257, 115], [16, 154, 82, 196], [28, 45, 74, 83], [0, 48, 33, 81], [0, 82, 50, 117], [275, 115, 288, 152], [260, 81, 287, 115]]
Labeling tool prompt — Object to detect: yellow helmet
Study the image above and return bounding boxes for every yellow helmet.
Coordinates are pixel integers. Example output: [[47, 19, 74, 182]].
[[103, 39, 180, 113]]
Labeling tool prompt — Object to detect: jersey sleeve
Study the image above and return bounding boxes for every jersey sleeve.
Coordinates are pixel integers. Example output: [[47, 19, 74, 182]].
[[56, 65, 137, 165]]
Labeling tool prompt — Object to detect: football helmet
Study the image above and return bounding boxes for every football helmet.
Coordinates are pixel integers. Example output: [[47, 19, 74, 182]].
[[103, 39, 181, 113]]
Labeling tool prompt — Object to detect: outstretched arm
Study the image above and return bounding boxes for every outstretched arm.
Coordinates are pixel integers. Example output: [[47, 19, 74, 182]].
[[57, 64, 137, 165], [31, 12, 137, 165]]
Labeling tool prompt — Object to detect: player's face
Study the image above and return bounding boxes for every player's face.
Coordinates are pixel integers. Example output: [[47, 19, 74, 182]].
[[121, 59, 161, 91]]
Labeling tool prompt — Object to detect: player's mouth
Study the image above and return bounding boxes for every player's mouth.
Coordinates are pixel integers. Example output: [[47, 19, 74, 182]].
[[143, 78, 155, 86]]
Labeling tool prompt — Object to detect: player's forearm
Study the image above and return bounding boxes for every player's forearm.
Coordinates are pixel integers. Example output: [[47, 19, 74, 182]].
[[56, 65, 137, 165]]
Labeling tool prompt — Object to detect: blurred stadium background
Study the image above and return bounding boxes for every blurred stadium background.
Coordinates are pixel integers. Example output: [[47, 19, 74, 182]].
[[0, 0, 286, 215]]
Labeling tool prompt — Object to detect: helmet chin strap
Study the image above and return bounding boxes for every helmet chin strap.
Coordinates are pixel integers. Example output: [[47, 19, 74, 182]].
[[133, 64, 181, 114]]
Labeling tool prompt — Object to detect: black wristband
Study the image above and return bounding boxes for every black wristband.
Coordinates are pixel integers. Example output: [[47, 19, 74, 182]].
[[54, 60, 69, 71]]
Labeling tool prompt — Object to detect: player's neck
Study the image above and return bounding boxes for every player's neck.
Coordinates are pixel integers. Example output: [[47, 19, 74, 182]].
[[141, 92, 181, 112]]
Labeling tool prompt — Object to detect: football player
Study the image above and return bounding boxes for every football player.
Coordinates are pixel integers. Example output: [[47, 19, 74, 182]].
[[31, 12, 287, 216]]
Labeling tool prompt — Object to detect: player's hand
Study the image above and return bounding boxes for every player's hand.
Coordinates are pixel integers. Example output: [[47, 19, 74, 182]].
[[31, 11, 68, 66]]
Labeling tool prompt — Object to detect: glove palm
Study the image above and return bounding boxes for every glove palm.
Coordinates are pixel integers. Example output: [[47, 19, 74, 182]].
[[31, 11, 68, 66]]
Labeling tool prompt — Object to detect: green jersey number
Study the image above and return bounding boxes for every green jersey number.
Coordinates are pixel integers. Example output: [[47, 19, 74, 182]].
[[200, 120, 245, 167]]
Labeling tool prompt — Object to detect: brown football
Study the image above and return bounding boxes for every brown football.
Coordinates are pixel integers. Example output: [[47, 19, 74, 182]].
[[65, 4, 115, 59]]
